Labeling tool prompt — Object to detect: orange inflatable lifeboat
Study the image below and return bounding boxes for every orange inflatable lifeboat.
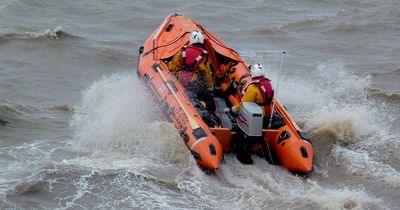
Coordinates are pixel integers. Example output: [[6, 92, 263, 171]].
[[137, 14, 314, 174]]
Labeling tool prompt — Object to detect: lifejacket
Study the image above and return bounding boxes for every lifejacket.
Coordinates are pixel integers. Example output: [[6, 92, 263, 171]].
[[180, 44, 208, 71], [244, 76, 274, 116]]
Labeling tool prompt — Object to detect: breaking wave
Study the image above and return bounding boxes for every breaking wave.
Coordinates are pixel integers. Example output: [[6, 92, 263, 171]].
[[333, 146, 400, 188], [0, 27, 80, 42], [70, 72, 190, 165], [25, 27, 65, 40], [271, 58, 400, 191], [277, 60, 377, 145], [30, 64, 388, 209]]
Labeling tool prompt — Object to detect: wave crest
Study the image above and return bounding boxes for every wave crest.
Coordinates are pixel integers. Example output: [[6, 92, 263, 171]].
[[308, 118, 356, 146], [70, 72, 190, 165], [25, 27, 64, 40], [48, 104, 74, 112], [0, 27, 80, 42]]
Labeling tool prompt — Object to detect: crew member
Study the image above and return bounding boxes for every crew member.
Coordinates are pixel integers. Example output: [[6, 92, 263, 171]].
[[224, 63, 274, 126], [168, 30, 213, 91], [224, 63, 274, 164], [168, 30, 219, 126]]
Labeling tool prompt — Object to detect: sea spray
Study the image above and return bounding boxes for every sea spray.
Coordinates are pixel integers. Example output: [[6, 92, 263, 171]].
[[278, 60, 377, 144], [333, 146, 400, 188], [70, 72, 190, 165], [25, 27, 64, 40]]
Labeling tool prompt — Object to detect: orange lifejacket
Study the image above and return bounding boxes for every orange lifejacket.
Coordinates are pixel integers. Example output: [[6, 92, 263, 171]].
[[180, 44, 208, 70]]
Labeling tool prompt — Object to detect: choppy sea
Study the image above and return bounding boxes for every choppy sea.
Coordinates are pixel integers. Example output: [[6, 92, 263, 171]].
[[1, 0, 399, 209]]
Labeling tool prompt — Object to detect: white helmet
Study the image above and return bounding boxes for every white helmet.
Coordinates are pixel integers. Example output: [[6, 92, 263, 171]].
[[189, 30, 204, 45], [250, 63, 265, 77]]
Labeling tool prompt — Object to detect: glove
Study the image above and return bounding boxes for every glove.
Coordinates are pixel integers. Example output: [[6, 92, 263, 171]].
[[199, 101, 207, 109]]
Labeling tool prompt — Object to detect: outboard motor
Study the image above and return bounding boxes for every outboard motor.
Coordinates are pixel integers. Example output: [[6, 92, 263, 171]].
[[232, 102, 264, 164], [237, 102, 263, 137]]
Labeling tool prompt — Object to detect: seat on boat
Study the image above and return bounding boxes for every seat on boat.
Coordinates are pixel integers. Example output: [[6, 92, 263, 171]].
[[213, 97, 232, 129]]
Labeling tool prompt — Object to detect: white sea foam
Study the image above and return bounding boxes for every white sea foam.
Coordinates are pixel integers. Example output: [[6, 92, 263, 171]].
[[271, 59, 400, 190], [274, 60, 384, 145], [171, 158, 386, 209], [0, 140, 62, 195], [287, 180, 383, 210], [25, 27, 63, 39], [333, 146, 400, 188], [70, 72, 190, 166], [55, 72, 196, 209], [65, 66, 392, 209]]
